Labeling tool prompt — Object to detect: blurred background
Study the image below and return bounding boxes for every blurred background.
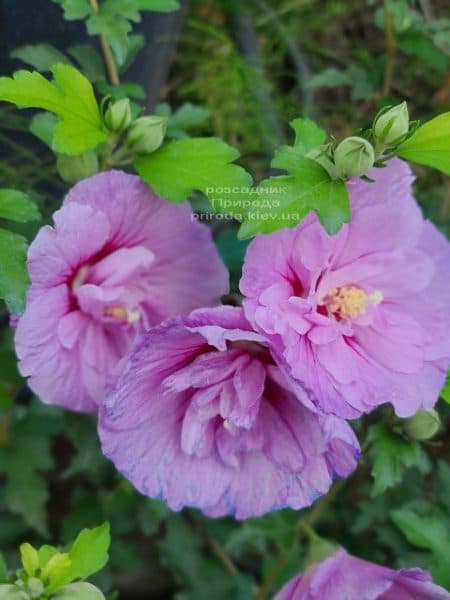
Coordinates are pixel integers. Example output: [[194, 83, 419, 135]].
[[0, 1, 449, 598]]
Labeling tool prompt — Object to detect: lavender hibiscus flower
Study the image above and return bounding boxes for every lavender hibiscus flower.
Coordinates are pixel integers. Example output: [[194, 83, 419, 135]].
[[240, 159, 450, 418], [15, 171, 228, 412], [98, 306, 360, 519], [275, 548, 450, 599]]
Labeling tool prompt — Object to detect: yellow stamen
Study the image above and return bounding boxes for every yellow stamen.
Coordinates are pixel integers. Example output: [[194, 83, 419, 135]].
[[104, 306, 140, 323], [323, 286, 383, 319]]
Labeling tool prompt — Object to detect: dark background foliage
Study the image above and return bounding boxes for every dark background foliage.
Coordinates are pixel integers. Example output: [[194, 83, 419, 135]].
[[0, 1, 449, 598]]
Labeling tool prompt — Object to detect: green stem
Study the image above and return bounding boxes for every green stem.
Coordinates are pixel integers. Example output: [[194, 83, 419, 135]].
[[382, 2, 397, 97], [89, 0, 121, 86]]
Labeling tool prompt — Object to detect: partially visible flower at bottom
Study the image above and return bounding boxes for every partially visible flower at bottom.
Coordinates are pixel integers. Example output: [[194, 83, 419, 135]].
[[275, 548, 450, 600], [98, 306, 360, 519]]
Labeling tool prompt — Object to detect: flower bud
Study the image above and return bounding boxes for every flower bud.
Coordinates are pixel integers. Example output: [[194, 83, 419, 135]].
[[404, 409, 441, 441], [52, 582, 105, 599], [126, 116, 167, 155], [334, 136, 375, 178], [0, 584, 29, 599], [28, 578, 44, 599], [374, 101, 409, 146], [57, 151, 99, 184], [104, 98, 132, 132]]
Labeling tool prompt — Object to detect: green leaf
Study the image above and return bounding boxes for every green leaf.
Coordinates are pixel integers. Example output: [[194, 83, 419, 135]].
[[391, 508, 450, 587], [439, 371, 450, 404], [158, 102, 211, 139], [0, 64, 108, 154], [272, 118, 327, 170], [0, 554, 7, 584], [0, 189, 41, 222], [305, 67, 352, 89], [4, 470, 49, 537], [38, 546, 59, 568], [0, 228, 29, 314], [11, 44, 72, 72], [53, 0, 93, 20], [30, 113, 57, 147], [238, 159, 350, 239], [20, 543, 40, 576], [216, 229, 250, 276], [134, 137, 253, 204], [67, 45, 105, 82], [135, 0, 180, 10], [368, 424, 430, 496], [45, 524, 111, 594], [396, 112, 450, 175], [87, 14, 131, 66]]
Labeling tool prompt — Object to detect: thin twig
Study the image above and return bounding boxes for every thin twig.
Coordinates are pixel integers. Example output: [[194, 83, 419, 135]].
[[89, 0, 120, 85]]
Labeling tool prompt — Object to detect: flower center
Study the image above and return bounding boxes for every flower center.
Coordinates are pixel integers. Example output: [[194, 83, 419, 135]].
[[322, 286, 383, 319], [103, 306, 140, 323]]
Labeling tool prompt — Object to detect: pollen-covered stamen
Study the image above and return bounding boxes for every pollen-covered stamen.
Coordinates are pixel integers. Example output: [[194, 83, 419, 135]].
[[322, 286, 383, 319], [104, 306, 140, 324]]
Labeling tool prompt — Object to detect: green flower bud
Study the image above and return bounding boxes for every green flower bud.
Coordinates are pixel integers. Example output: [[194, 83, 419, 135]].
[[57, 152, 99, 184], [374, 101, 409, 146], [404, 409, 441, 441], [52, 582, 105, 600], [0, 584, 29, 599], [334, 136, 375, 178], [27, 578, 44, 599], [126, 116, 167, 155], [104, 98, 132, 132]]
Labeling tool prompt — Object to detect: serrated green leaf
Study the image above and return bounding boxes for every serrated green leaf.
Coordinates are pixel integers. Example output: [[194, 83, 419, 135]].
[[53, 0, 93, 20], [0, 64, 107, 154], [368, 424, 430, 496], [0, 189, 41, 222], [134, 137, 253, 204], [272, 118, 327, 170], [0, 228, 29, 314], [11, 44, 72, 72], [45, 524, 111, 594], [396, 112, 450, 174], [238, 159, 349, 239], [30, 112, 57, 147]]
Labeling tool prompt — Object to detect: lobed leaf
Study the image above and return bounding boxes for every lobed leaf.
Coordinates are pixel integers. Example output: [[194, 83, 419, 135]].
[[0, 64, 107, 154]]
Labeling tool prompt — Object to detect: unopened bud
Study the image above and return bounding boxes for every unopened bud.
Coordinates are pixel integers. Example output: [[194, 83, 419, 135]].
[[126, 116, 167, 155], [28, 578, 44, 599], [104, 98, 132, 132], [334, 136, 375, 178], [0, 584, 29, 599], [57, 152, 99, 184], [374, 102, 409, 146], [52, 582, 105, 599], [404, 409, 440, 441]]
